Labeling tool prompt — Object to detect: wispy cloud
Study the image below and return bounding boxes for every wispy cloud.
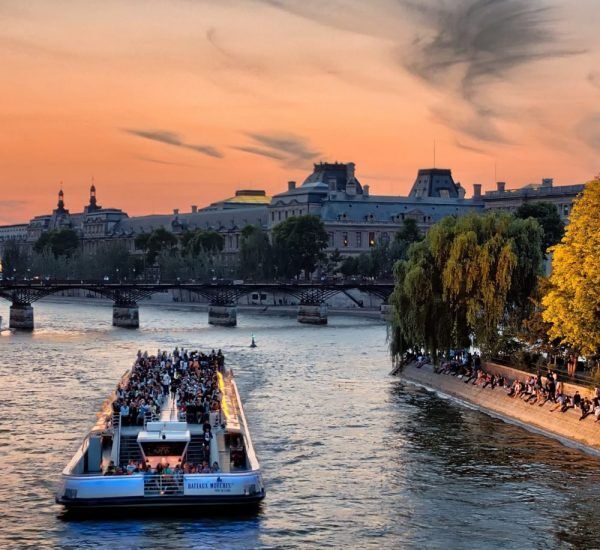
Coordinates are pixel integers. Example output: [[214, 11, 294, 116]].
[[398, 0, 583, 141], [205, 27, 264, 74], [0, 199, 28, 212], [576, 113, 600, 150], [233, 132, 320, 167], [254, 0, 583, 144], [588, 71, 600, 91], [124, 128, 223, 158], [455, 139, 488, 155], [0, 200, 29, 224], [231, 145, 287, 161], [135, 155, 197, 167]]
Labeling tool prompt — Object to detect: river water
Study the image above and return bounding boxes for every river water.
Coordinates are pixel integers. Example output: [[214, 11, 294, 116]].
[[0, 300, 599, 549]]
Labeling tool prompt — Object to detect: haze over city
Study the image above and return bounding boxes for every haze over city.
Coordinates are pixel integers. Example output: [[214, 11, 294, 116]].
[[0, 0, 598, 224]]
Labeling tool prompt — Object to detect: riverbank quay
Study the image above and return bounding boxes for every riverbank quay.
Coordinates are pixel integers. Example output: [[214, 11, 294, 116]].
[[397, 361, 600, 456]]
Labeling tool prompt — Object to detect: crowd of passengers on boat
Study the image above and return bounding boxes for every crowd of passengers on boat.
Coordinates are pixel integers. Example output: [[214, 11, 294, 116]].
[[113, 348, 225, 426], [107, 347, 226, 475]]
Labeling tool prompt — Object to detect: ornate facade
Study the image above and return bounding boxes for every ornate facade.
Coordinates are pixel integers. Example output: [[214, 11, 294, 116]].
[[0, 164, 586, 259]]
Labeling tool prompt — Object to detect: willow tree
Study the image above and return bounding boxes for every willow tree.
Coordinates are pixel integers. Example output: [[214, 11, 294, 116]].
[[542, 177, 600, 359], [389, 212, 543, 363]]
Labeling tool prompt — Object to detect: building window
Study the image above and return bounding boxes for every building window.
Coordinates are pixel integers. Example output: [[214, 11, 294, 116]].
[[228, 236, 233, 249], [381, 232, 389, 244], [356, 232, 362, 248], [271, 212, 275, 222], [235, 234, 239, 248], [342, 232, 348, 247], [328, 232, 334, 247], [278, 211, 282, 221], [369, 232, 376, 247]]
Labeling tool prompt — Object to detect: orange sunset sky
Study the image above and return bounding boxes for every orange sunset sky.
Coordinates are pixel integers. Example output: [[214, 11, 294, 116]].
[[0, 0, 598, 224]]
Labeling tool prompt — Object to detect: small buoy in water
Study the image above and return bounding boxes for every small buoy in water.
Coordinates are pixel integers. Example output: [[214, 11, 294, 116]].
[[250, 334, 257, 348]]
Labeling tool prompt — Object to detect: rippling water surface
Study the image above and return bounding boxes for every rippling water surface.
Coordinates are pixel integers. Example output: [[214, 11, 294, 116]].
[[1, 300, 599, 549]]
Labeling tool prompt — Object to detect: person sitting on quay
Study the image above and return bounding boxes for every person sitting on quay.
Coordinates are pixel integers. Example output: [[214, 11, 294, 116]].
[[430, 352, 600, 425]]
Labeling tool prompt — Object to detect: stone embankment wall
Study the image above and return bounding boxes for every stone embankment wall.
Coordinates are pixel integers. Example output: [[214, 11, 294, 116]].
[[399, 362, 600, 455]]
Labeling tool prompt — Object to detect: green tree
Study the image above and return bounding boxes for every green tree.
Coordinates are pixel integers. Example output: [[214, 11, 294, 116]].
[[515, 201, 564, 255], [239, 225, 272, 280], [181, 229, 224, 256], [389, 212, 543, 362], [1, 240, 28, 278], [138, 228, 178, 263], [395, 218, 421, 244], [339, 255, 358, 277], [272, 215, 328, 279], [542, 178, 600, 358], [34, 228, 79, 258]]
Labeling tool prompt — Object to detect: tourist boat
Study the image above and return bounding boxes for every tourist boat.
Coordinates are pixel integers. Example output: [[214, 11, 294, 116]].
[[56, 350, 265, 510]]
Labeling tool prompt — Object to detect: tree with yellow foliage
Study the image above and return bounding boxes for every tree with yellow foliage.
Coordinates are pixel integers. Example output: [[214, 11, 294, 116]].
[[542, 177, 600, 358]]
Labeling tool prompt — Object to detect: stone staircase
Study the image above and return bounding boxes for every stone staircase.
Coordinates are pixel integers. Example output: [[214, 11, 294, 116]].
[[119, 434, 143, 465], [185, 434, 208, 464]]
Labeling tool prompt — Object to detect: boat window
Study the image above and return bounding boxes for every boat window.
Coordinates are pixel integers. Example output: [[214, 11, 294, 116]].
[[141, 442, 187, 457]]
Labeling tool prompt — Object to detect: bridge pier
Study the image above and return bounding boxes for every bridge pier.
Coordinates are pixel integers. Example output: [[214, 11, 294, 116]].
[[380, 303, 393, 321], [9, 303, 34, 330], [112, 304, 139, 328], [298, 303, 328, 325], [208, 304, 237, 327]]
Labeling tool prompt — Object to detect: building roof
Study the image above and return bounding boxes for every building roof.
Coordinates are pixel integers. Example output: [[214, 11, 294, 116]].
[[408, 168, 464, 199], [207, 189, 271, 209]]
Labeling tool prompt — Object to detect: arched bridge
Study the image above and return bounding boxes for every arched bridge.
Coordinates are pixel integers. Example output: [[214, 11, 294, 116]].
[[0, 280, 395, 329]]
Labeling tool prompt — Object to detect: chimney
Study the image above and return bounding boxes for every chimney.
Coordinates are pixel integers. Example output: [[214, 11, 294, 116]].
[[363, 184, 370, 198], [346, 162, 356, 181], [191, 205, 197, 213], [473, 183, 482, 198], [542, 178, 553, 188], [288, 180, 296, 191], [173, 208, 179, 215], [496, 181, 506, 193]]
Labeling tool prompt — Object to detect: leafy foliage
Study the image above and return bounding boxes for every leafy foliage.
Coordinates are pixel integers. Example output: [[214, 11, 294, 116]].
[[181, 229, 224, 256], [1, 240, 28, 278], [389, 212, 543, 362], [542, 177, 600, 357], [34, 228, 79, 258], [239, 225, 273, 280], [514, 201, 564, 254], [272, 215, 328, 279], [135, 227, 178, 263], [337, 220, 422, 278]]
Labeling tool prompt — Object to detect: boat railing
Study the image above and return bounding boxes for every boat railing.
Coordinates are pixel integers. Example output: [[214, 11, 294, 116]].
[[111, 411, 120, 432], [143, 473, 184, 496], [112, 412, 122, 466], [143, 411, 160, 428]]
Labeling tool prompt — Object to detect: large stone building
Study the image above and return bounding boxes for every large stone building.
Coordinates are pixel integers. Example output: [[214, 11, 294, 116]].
[[0, 163, 586, 260], [482, 178, 585, 220]]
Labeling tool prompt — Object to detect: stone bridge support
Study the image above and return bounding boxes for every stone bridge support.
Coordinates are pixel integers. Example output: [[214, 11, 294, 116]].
[[10, 303, 34, 330], [297, 302, 328, 325], [208, 304, 237, 327], [380, 303, 392, 321], [112, 303, 139, 328]]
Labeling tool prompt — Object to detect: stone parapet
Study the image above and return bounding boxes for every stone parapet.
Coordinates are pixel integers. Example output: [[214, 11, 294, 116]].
[[399, 362, 600, 455]]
